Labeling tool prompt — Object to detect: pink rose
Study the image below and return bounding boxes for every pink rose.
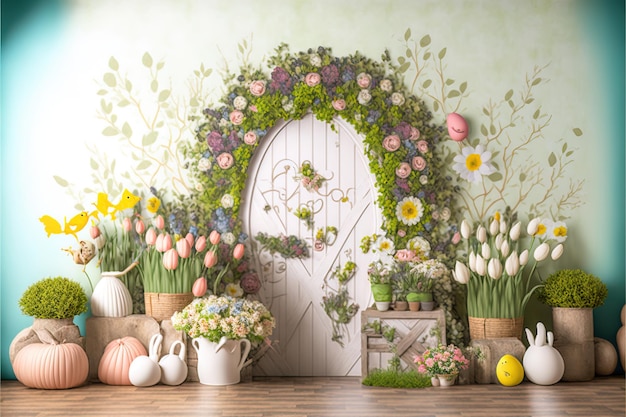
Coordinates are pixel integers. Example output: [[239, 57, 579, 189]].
[[305, 72, 321, 87], [244, 131, 257, 145], [382, 134, 401, 152], [397, 229, 406, 237], [416, 140, 429, 153], [314, 240, 325, 252], [357, 72, 372, 88], [332, 99, 346, 111], [395, 249, 416, 262], [216, 152, 234, 169], [395, 162, 411, 179], [229, 110, 244, 125], [409, 127, 421, 140], [452, 231, 461, 245], [412, 156, 426, 171], [249, 80, 266, 96]]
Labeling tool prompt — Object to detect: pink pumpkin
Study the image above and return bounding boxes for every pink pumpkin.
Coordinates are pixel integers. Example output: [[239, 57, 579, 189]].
[[13, 340, 89, 389], [446, 112, 469, 141], [98, 337, 147, 385]]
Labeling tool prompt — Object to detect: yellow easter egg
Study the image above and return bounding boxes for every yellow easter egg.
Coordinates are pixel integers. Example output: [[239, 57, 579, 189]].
[[496, 354, 524, 386]]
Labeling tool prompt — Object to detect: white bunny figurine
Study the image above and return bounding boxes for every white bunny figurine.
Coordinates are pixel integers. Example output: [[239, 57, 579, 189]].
[[523, 322, 565, 385], [128, 333, 163, 387]]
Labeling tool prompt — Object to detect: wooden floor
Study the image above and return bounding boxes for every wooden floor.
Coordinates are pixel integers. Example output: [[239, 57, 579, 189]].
[[1, 376, 624, 417]]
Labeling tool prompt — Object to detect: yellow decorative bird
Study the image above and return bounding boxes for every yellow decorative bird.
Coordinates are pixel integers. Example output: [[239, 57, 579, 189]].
[[90, 189, 141, 220], [39, 211, 90, 241]]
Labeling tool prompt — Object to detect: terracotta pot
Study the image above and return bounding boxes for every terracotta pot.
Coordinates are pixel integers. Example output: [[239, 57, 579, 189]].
[[408, 301, 421, 312], [394, 301, 408, 311]]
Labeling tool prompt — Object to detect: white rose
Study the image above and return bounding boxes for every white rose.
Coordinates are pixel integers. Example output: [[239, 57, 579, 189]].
[[222, 232, 236, 245], [419, 175, 428, 185], [310, 53, 322, 67], [198, 158, 211, 172], [233, 96, 248, 110], [221, 194, 234, 208], [391, 92, 405, 106], [357, 89, 372, 105], [380, 79, 393, 92]]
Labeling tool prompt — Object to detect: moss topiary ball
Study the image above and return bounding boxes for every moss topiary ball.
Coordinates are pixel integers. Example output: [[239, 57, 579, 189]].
[[19, 277, 88, 319]]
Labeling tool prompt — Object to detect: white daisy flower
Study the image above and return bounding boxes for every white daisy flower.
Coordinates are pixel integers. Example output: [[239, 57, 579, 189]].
[[452, 144, 496, 183], [375, 236, 395, 255], [548, 221, 568, 243], [396, 196, 424, 226]]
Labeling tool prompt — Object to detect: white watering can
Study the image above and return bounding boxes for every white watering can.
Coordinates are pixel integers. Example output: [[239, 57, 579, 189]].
[[128, 333, 163, 387], [159, 340, 188, 386], [192, 336, 251, 385]]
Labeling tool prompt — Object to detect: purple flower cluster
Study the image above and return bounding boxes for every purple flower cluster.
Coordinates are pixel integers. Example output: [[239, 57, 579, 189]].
[[269, 67, 295, 95], [206, 130, 240, 154]]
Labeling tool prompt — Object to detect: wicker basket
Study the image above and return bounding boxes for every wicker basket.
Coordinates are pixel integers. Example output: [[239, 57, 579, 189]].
[[144, 292, 194, 322], [468, 316, 524, 340]]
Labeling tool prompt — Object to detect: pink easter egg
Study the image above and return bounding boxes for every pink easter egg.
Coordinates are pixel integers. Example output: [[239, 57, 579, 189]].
[[446, 113, 469, 141]]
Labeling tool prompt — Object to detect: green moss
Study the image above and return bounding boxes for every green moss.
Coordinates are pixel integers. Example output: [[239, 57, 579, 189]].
[[538, 269, 608, 308], [361, 369, 432, 388], [19, 277, 88, 319]]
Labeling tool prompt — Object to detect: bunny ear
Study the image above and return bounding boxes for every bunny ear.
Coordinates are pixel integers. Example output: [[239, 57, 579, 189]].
[[535, 322, 547, 346], [547, 331, 554, 347], [525, 328, 535, 346]]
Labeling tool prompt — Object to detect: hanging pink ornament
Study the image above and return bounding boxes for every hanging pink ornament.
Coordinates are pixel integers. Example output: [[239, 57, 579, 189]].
[[446, 112, 469, 141]]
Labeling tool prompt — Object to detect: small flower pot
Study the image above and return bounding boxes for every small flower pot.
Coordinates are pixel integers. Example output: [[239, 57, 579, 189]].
[[408, 301, 421, 312], [394, 301, 408, 311], [375, 302, 390, 312]]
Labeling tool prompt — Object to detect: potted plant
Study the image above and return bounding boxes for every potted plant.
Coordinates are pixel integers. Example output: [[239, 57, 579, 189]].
[[537, 268, 608, 381], [414, 343, 470, 386], [11, 276, 89, 389], [367, 260, 392, 311], [453, 210, 567, 340], [391, 263, 414, 311], [172, 295, 275, 385], [406, 292, 421, 311]]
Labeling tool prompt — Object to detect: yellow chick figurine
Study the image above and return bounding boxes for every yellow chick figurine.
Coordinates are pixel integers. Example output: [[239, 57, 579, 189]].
[[496, 354, 524, 386]]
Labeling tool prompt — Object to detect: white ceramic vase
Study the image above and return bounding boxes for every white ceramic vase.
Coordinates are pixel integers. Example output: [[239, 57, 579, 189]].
[[192, 336, 251, 386], [91, 273, 133, 317]]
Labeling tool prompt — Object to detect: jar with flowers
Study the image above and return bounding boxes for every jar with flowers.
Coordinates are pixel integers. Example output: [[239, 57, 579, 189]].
[[452, 209, 567, 340], [414, 343, 470, 386]]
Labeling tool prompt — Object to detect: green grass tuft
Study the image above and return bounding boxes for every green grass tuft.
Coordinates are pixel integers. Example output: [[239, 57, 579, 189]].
[[361, 369, 432, 388]]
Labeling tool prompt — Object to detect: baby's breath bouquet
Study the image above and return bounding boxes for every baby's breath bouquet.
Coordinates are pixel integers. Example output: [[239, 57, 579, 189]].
[[453, 210, 567, 319], [172, 295, 275, 345]]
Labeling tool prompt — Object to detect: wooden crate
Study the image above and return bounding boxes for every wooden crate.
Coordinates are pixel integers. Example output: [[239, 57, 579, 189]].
[[360, 308, 446, 380]]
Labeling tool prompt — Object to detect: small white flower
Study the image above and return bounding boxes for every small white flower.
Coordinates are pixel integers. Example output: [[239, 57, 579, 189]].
[[499, 220, 508, 235], [225, 282, 244, 298], [476, 225, 487, 243], [495, 234, 504, 250], [468, 251, 477, 272], [221, 194, 234, 209], [379, 79, 393, 92], [419, 175, 428, 185], [481, 242, 491, 259], [500, 240, 511, 257], [390, 92, 405, 106], [440, 207, 451, 221], [452, 144, 497, 183], [376, 237, 395, 255], [526, 217, 541, 236], [475, 254, 487, 276], [198, 158, 211, 172], [233, 95, 248, 110], [489, 219, 499, 236], [505, 252, 520, 276], [548, 221, 568, 243], [357, 89, 372, 105], [222, 232, 236, 245], [309, 53, 322, 67]]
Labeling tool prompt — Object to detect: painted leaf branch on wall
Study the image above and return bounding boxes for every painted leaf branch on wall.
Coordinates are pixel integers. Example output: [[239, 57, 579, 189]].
[[398, 30, 584, 223], [55, 52, 214, 208]]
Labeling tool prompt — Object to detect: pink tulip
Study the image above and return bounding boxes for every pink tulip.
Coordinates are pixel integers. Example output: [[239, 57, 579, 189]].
[[233, 243, 245, 260], [192, 277, 208, 297], [209, 230, 221, 245], [163, 248, 179, 270], [145, 228, 157, 246], [122, 217, 132, 232], [195, 236, 207, 252], [185, 233, 195, 249], [135, 219, 145, 234], [204, 250, 217, 268], [162, 234, 173, 252], [176, 238, 191, 258], [89, 225, 101, 239], [155, 233, 165, 252], [155, 215, 165, 230]]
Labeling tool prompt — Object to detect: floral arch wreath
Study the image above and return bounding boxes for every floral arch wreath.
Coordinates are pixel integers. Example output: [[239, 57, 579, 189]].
[[185, 43, 457, 263]]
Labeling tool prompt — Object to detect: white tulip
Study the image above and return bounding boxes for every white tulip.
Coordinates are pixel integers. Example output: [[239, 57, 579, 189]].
[[500, 240, 511, 257], [481, 242, 491, 259], [489, 219, 499, 236], [469, 251, 477, 272], [519, 249, 529, 266], [533, 242, 550, 262], [527, 217, 541, 236], [495, 234, 504, 250], [551, 243, 564, 260], [454, 261, 470, 284], [500, 220, 508, 235], [509, 221, 521, 241], [476, 226, 487, 243], [505, 252, 520, 276], [460, 220, 471, 239], [475, 254, 487, 276], [488, 258, 503, 280]]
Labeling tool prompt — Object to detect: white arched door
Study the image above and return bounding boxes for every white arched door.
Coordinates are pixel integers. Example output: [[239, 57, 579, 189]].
[[241, 113, 380, 376]]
